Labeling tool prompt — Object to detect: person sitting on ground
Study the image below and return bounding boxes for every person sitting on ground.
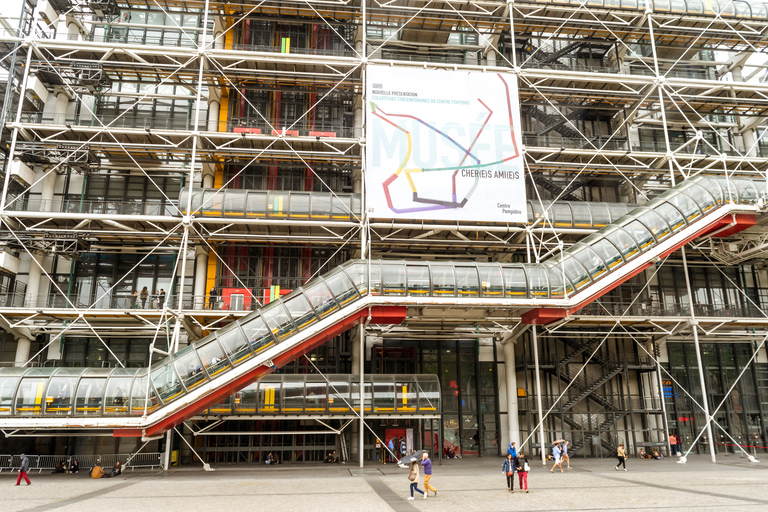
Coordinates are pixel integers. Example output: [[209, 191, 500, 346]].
[[638, 448, 647, 458], [332, 450, 339, 463], [70, 459, 79, 473], [273, 453, 280, 465], [652, 448, 663, 459], [265, 452, 274, 465], [111, 461, 122, 477], [52, 461, 66, 474], [324, 452, 334, 463], [90, 462, 105, 479]]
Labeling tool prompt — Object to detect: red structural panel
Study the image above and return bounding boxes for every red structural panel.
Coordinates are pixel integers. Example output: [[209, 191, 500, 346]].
[[701, 213, 756, 238], [233, 127, 261, 134]]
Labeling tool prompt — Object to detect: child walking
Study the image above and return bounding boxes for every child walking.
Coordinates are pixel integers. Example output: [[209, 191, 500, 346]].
[[515, 452, 529, 493], [616, 443, 627, 471]]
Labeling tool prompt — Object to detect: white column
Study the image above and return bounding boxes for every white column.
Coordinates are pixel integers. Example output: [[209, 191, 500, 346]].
[[163, 430, 173, 470], [24, 253, 44, 308], [532, 326, 547, 465], [13, 336, 32, 367], [350, 328, 361, 462], [193, 246, 209, 310], [54, 90, 69, 124], [41, 169, 56, 212], [208, 99, 220, 132], [202, 162, 215, 189], [502, 341, 520, 446]]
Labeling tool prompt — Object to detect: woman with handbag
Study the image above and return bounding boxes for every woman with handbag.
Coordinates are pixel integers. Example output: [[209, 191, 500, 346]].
[[515, 452, 530, 493], [407, 461, 426, 500], [502, 453, 516, 492]]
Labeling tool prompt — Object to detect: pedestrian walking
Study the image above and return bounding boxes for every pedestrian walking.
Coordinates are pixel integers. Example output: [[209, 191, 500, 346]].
[[15, 453, 31, 486], [507, 441, 517, 458], [421, 452, 437, 496], [675, 433, 683, 455], [515, 452, 530, 493], [562, 440, 571, 469], [159, 289, 166, 308], [407, 460, 426, 500], [140, 286, 148, 309], [615, 443, 627, 471], [502, 453, 516, 492], [550, 442, 563, 473], [388, 437, 395, 463]]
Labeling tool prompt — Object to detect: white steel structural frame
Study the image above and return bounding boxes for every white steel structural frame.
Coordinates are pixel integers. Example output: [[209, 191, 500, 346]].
[[0, 0, 767, 465]]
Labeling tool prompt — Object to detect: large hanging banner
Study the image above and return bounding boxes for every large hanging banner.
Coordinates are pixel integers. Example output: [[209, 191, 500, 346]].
[[365, 65, 526, 223]]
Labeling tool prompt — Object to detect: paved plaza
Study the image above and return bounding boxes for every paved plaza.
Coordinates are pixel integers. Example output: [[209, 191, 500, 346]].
[[2, 454, 768, 511]]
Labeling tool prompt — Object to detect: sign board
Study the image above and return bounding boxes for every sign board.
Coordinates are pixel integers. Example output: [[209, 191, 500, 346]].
[[366, 65, 526, 222]]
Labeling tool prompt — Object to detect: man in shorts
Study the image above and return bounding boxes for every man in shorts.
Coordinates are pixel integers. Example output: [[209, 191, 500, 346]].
[[550, 442, 563, 473], [561, 440, 572, 469]]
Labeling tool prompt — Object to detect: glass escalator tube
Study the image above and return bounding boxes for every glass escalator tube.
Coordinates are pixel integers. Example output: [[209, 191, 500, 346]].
[[103, 368, 138, 416], [44, 368, 81, 416], [568, 242, 610, 282], [501, 264, 529, 298], [524, 264, 551, 298]]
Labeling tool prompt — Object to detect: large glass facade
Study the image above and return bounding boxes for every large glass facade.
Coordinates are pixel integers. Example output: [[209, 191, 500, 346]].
[[665, 343, 767, 454], [373, 339, 500, 457]]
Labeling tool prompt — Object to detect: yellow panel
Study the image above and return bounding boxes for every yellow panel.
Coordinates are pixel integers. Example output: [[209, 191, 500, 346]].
[[205, 246, 217, 307]]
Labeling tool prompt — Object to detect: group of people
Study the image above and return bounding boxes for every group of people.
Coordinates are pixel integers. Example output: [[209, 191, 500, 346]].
[[131, 287, 166, 309], [386, 437, 407, 463], [503, 442, 530, 493], [14, 455, 119, 486], [549, 440, 572, 473], [89, 461, 122, 479], [669, 432, 684, 456], [406, 452, 437, 500], [264, 452, 281, 465], [323, 451, 339, 463], [637, 447, 664, 459], [52, 460, 79, 474]]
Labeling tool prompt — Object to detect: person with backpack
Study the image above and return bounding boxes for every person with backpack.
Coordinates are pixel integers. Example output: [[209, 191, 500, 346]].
[[502, 453, 516, 492], [15, 453, 31, 485], [515, 451, 530, 493], [407, 460, 426, 500]]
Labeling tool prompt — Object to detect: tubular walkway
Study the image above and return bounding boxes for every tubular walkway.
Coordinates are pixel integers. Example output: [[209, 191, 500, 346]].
[[0, 176, 761, 438]]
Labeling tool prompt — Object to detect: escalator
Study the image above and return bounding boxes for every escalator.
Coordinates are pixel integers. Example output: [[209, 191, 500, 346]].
[[0, 176, 762, 437]]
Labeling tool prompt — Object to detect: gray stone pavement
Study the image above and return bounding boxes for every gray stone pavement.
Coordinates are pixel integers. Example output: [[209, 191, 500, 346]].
[[3, 454, 768, 511]]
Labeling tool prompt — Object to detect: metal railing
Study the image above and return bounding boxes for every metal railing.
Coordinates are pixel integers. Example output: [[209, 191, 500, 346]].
[[575, 301, 767, 318], [228, 117, 354, 138], [18, 112, 208, 131], [232, 43, 355, 57], [7, 198, 179, 217], [0, 453, 164, 473]]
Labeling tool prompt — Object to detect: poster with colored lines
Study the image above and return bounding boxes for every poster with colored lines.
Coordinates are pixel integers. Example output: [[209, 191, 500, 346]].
[[365, 65, 526, 223]]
